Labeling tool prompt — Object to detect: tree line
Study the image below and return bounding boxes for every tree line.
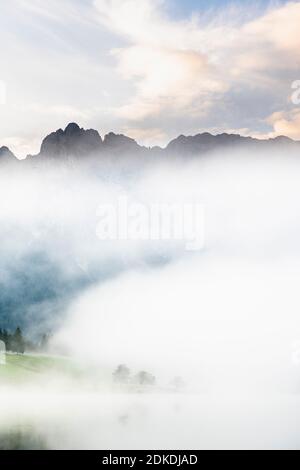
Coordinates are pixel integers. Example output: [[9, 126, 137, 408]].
[[0, 327, 49, 354], [113, 364, 156, 386], [113, 364, 185, 391]]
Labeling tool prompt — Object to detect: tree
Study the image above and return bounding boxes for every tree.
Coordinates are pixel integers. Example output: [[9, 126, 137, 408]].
[[0, 326, 49, 353], [40, 333, 50, 351], [12, 327, 25, 354], [134, 370, 156, 386], [113, 364, 131, 384], [0, 329, 9, 349]]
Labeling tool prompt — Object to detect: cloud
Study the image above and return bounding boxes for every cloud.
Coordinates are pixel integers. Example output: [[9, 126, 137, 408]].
[[54, 147, 300, 393], [94, 0, 300, 138], [0, 0, 125, 155], [243, 2, 300, 57], [94, 0, 231, 121], [121, 126, 168, 147], [1, 0, 300, 154], [267, 109, 300, 140], [114, 46, 226, 120]]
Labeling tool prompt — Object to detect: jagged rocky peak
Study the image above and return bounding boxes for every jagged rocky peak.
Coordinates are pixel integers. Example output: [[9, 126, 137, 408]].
[[167, 132, 242, 150], [0, 146, 17, 163], [64, 122, 81, 135], [103, 132, 140, 152], [39, 123, 103, 158], [166, 132, 261, 155], [271, 135, 293, 144], [21, 124, 300, 163]]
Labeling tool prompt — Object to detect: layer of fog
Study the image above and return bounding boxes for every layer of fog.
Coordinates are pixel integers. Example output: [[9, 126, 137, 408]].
[[54, 150, 300, 393], [2, 388, 300, 450], [2, 148, 300, 448]]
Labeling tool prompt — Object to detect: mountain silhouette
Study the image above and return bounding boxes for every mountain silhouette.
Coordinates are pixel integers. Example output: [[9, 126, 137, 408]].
[[39, 122, 103, 159], [1, 123, 300, 163], [166, 132, 298, 155], [0, 146, 18, 164]]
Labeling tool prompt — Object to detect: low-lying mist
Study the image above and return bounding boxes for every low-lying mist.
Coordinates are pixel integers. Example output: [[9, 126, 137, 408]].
[[2, 147, 300, 449]]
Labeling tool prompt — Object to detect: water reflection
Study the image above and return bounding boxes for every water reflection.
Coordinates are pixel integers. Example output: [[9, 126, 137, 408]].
[[0, 426, 47, 450], [1, 390, 300, 450]]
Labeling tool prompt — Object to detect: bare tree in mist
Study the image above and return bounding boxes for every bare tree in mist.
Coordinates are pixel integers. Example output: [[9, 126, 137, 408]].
[[113, 364, 131, 384], [134, 371, 156, 386]]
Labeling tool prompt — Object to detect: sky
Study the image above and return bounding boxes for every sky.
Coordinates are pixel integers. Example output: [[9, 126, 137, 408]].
[[0, 0, 299, 157]]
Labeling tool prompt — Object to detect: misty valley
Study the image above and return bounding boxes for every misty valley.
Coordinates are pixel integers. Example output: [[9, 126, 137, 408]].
[[1, 124, 300, 449], [2, 0, 300, 454]]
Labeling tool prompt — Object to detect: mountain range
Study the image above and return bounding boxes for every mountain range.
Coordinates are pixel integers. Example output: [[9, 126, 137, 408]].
[[1, 122, 299, 163]]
